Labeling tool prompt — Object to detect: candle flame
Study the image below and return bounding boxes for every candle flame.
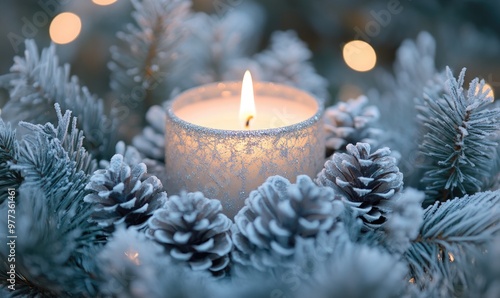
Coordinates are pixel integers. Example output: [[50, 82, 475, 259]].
[[240, 70, 256, 129]]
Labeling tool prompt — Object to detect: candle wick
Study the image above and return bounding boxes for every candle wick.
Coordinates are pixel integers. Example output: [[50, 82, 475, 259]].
[[245, 116, 254, 128]]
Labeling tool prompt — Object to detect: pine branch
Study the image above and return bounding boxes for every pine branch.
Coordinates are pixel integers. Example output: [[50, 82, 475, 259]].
[[173, 3, 264, 87], [373, 32, 444, 186], [20, 104, 97, 175], [0, 120, 22, 205], [132, 104, 166, 161], [405, 190, 500, 294], [0, 40, 115, 160], [96, 227, 213, 297], [0, 106, 103, 296], [417, 67, 500, 203], [109, 0, 191, 114], [230, 30, 328, 101]]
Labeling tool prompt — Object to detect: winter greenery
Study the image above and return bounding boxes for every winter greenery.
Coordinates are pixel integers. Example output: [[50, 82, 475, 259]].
[[0, 0, 499, 297], [0, 41, 115, 160], [323, 95, 382, 157], [418, 67, 500, 203]]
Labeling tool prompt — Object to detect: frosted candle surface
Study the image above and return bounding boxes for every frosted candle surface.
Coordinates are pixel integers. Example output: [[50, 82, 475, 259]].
[[165, 81, 324, 218]]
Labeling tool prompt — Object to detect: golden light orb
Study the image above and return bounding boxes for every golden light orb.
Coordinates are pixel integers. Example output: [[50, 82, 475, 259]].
[[477, 82, 495, 100], [92, 0, 118, 6], [49, 12, 82, 45], [343, 40, 377, 72]]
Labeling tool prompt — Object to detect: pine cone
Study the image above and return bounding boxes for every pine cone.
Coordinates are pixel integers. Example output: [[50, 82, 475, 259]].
[[99, 141, 143, 169], [316, 143, 403, 229], [232, 175, 343, 273], [132, 105, 165, 161], [324, 95, 381, 157], [84, 154, 166, 231], [147, 191, 233, 276]]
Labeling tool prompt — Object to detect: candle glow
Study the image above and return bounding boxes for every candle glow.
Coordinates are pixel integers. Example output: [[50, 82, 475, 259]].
[[240, 70, 257, 129], [166, 78, 324, 217]]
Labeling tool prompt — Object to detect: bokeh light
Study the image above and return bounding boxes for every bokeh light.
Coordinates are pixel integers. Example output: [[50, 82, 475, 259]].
[[92, 0, 118, 6], [343, 40, 377, 72], [483, 83, 495, 100], [49, 12, 82, 45], [475, 82, 495, 100]]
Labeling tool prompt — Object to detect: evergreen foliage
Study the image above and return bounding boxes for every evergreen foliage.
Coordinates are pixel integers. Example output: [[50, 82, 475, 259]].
[[175, 2, 264, 87], [374, 32, 444, 184], [109, 0, 191, 114], [132, 104, 166, 162], [324, 95, 382, 157], [0, 40, 115, 159], [0, 0, 498, 294], [418, 67, 500, 202], [96, 227, 214, 298], [230, 30, 329, 101], [0, 120, 22, 205], [306, 237, 409, 298], [0, 105, 102, 296], [405, 190, 500, 294]]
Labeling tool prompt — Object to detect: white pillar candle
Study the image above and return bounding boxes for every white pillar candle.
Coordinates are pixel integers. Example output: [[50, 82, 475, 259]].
[[165, 72, 324, 218]]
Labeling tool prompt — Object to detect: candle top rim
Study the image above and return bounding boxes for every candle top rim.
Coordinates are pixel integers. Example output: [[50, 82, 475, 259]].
[[166, 81, 324, 136]]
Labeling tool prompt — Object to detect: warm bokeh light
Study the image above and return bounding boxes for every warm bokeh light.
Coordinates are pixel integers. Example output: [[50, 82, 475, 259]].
[[124, 250, 140, 265], [49, 12, 82, 44], [476, 82, 495, 100], [343, 40, 377, 72], [92, 0, 118, 5], [448, 252, 455, 262]]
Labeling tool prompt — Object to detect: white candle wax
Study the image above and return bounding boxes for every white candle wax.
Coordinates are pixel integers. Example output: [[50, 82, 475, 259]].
[[175, 96, 317, 130]]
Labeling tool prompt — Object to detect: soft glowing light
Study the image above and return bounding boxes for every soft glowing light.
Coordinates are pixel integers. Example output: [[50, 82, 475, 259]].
[[49, 13, 82, 44], [476, 83, 495, 100], [448, 252, 455, 262], [240, 70, 256, 129], [92, 0, 117, 5], [343, 40, 377, 72], [125, 250, 140, 265]]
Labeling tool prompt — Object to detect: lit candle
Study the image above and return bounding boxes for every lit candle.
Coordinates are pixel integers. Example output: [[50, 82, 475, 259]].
[[165, 71, 324, 218]]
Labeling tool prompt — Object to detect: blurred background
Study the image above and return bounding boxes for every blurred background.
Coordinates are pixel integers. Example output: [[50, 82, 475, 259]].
[[1, 0, 499, 103]]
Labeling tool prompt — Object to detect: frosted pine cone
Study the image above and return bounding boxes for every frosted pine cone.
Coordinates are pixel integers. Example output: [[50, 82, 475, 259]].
[[132, 105, 165, 161], [324, 96, 382, 157], [317, 143, 403, 229], [232, 175, 343, 273], [84, 154, 166, 231], [147, 192, 233, 276]]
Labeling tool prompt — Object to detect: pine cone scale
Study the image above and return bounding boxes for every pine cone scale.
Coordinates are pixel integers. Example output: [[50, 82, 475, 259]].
[[317, 143, 403, 230], [147, 191, 233, 276], [232, 175, 343, 273], [84, 154, 166, 231]]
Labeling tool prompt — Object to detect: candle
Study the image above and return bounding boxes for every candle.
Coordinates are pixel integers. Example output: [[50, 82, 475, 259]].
[[165, 71, 324, 218]]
